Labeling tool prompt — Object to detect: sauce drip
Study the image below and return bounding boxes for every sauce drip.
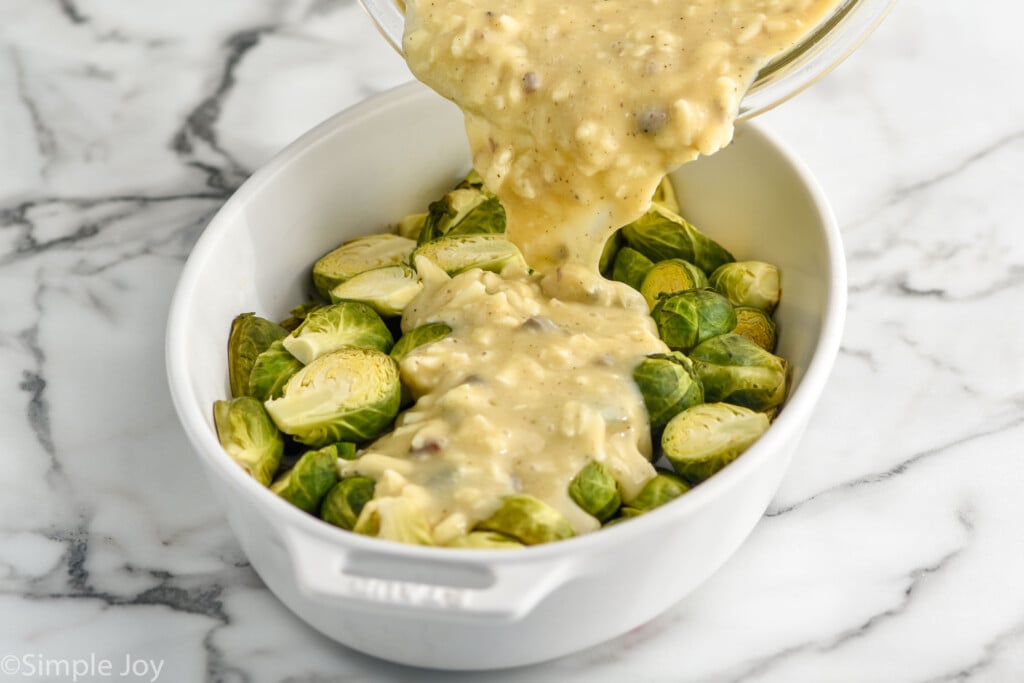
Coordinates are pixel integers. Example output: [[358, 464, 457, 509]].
[[344, 0, 839, 543]]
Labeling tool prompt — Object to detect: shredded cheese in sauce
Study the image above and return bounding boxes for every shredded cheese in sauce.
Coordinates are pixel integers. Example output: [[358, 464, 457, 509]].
[[343, 0, 839, 544]]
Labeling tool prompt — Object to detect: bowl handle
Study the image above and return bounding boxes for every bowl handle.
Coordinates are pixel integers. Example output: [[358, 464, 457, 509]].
[[283, 526, 576, 622]]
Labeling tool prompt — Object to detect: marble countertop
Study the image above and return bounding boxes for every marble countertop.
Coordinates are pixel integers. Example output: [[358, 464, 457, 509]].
[[2, 1, 1023, 681]]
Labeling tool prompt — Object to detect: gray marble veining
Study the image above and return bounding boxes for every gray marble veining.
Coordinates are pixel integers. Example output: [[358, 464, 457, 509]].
[[1, 0, 1022, 681]]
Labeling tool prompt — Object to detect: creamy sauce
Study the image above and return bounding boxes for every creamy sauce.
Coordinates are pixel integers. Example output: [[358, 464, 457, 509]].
[[343, 0, 839, 543]]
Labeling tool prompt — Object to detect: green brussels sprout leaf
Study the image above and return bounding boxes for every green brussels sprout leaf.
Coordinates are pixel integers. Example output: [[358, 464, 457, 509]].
[[329, 264, 423, 318], [568, 461, 622, 522], [227, 313, 287, 398], [413, 234, 528, 276], [312, 234, 416, 299], [320, 476, 375, 530], [690, 333, 788, 411], [476, 494, 575, 545], [621, 204, 734, 274], [651, 289, 736, 353], [249, 339, 303, 402], [282, 301, 394, 365], [213, 397, 284, 486], [632, 352, 705, 432], [390, 322, 453, 363], [270, 445, 340, 513], [610, 246, 654, 291], [661, 403, 770, 484], [733, 306, 777, 352], [639, 258, 709, 309], [621, 470, 690, 515], [709, 261, 781, 313], [264, 347, 402, 447]]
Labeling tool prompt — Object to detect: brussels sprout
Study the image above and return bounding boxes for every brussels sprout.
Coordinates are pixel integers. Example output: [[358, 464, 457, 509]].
[[610, 247, 654, 291], [396, 212, 428, 241], [249, 339, 303, 401], [568, 461, 621, 522], [278, 302, 323, 334], [661, 403, 770, 484], [651, 175, 680, 214], [390, 322, 453, 363], [733, 306, 777, 352], [418, 188, 506, 244], [650, 289, 736, 353], [446, 531, 525, 550], [690, 334, 789, 411], [282, 301, 394, 365], [621, 204, 734, 274], [328, 264, 423, 318], [354, 495, 435, 545], [320, 476, 375, 530], [320, 441, 358, 460], [227, 313, 288, 398], [639, 258, 709, 309], [412, 234, 528, 276], [621, 470, 690, 515], [213, 397, 284, 486], [270, 445, 340, 513], [709, 261, 781, 313], [632, 352, 704, 432], [476, 494, 575, 545], [312, 234, 417, 299], [264, 347, 402, 447], [599, 230, 624, 277]]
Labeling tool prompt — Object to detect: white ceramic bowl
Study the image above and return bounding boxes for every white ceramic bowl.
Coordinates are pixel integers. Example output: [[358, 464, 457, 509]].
[[166, 81, 846, 670]]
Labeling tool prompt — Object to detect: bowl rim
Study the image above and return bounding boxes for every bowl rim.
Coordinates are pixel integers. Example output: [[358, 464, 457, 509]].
[[165, 80, 846, 565]]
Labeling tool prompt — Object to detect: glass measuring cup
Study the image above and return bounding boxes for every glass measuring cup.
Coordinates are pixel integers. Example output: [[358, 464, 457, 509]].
[[356, 0, 895, 120]]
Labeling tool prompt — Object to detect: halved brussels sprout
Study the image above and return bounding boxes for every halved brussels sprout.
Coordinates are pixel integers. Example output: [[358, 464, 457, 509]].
[[264, 347, 402, 447], [661, 403, 770, 484], [709, 261, 781, 313], [639, 258, 709, 309], [312, 234, 417, 299], [282, 301, 394, 365], [476, 494, 575, 545], [650, 289, 736, 353], [213, 397, 284, 486], [412, 234, 528, 276], [227, 313, 288, 398], [328, 264, 423, 318], [620, 470, 690, 516], [248, 339, 303, 401], [390, 322, 453, 363], [270, 445, 339, 512], [320, 476, 375, 530], [445, 531, 525, 549], [568, 461, 621, 523], [651, 175, 680, 214], [354, 495, 435, 545], [418, 188, 506, 244], [610, 246, 654, 291], [621, 204, 734, 274], [632, 352, 704, 432], [733, 306, 777, 352], [690, 333, 788, 411]]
